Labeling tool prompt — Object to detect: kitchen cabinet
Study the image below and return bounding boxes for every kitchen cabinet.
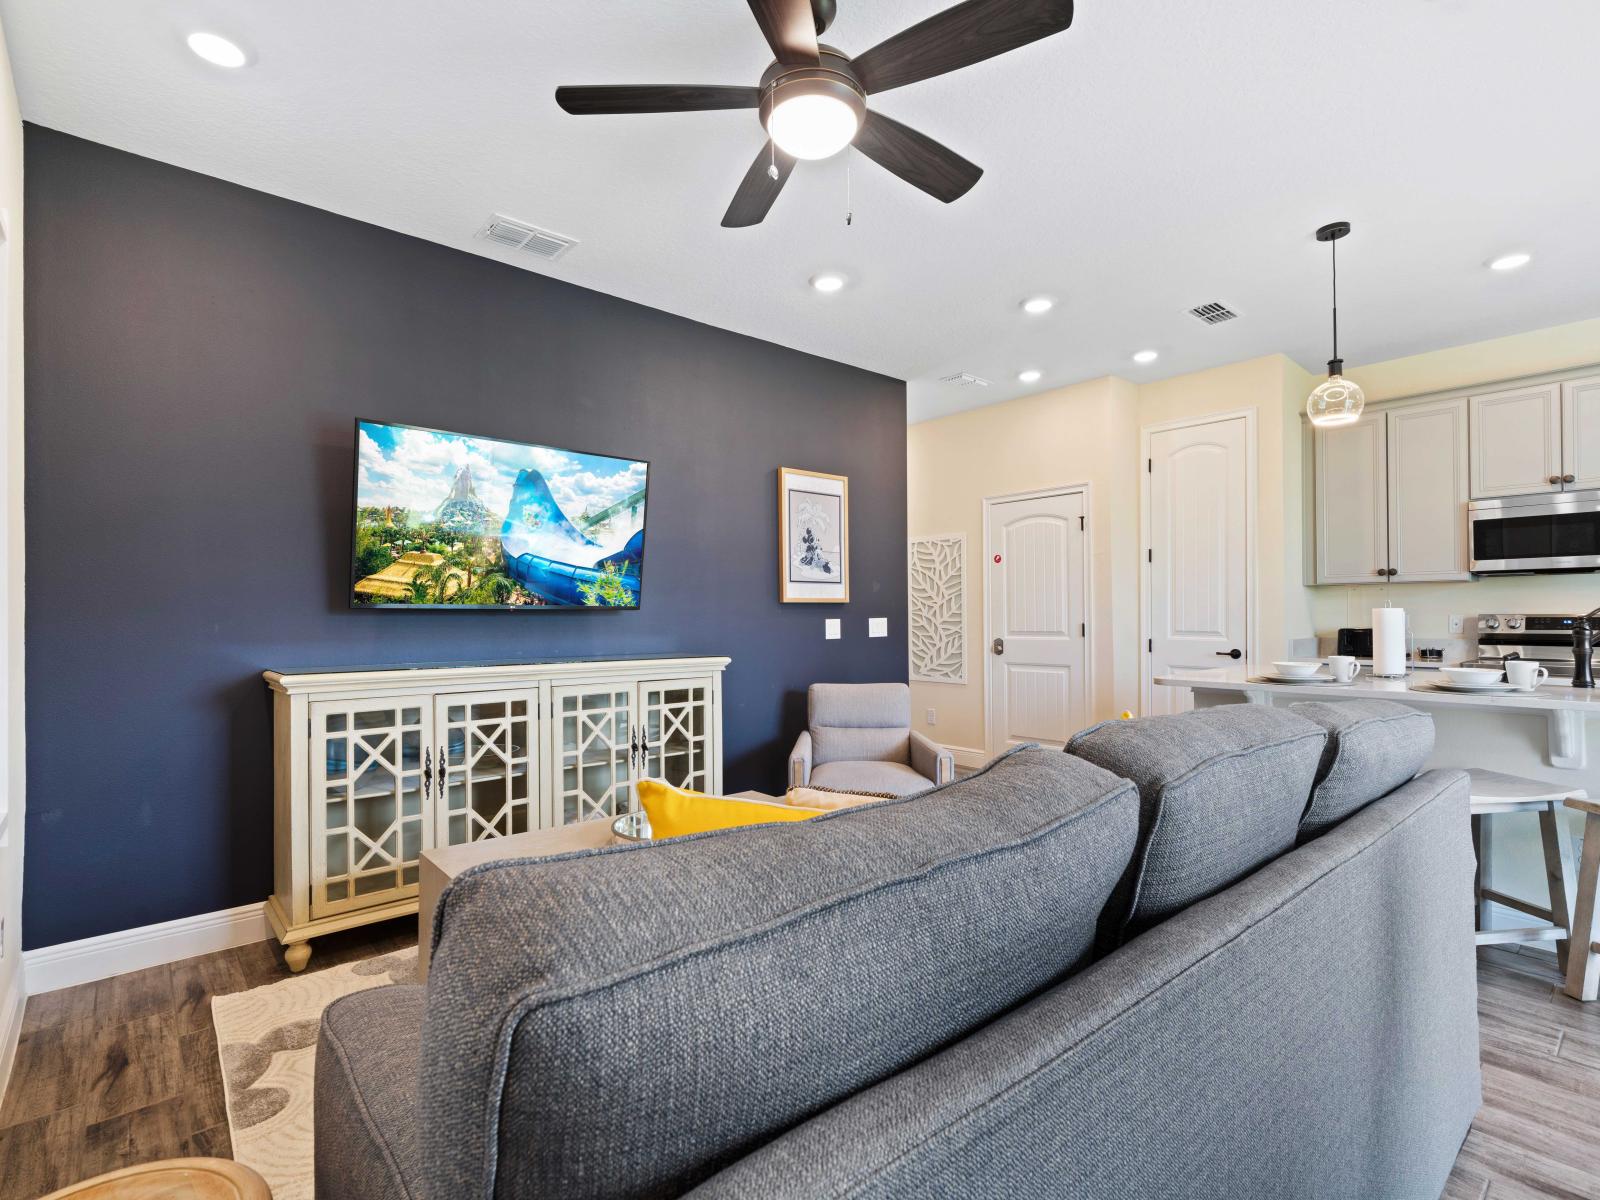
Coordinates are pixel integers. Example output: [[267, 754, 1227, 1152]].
[[1563, 377, 1600, 491], [1314, 398, 1470, 584], [1386, 397, 1472, 581], [1469, 377, 1600, 498]]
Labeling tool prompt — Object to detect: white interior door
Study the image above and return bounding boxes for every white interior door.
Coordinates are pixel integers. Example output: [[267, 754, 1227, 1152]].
[[1147, 416, 1251, 715], [985, 490, 1089, 753]]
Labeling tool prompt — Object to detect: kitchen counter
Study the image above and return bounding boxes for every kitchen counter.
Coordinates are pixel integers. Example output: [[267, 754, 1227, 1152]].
[[1154, 669, 1600, 715]]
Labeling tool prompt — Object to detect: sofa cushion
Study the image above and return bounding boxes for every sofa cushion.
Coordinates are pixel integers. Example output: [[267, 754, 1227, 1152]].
[[315, 984, 425, 1200], [809, 682, 912, 765], [1067, 706, 1327, 938], [1290, 699, 1434, 840], [809, 759, 931, 796], [421, 744, 1139, 1200]]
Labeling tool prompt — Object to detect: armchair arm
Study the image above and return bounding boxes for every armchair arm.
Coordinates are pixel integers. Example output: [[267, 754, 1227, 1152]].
[[910, 731, 956, 786], [789, 730, 813, 789]]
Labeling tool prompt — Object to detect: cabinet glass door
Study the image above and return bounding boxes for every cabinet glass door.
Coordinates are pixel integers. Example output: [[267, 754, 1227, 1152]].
[[309, 697, 430, 918], [435, 690, 540, 846], [551, 684, 635, 826], [639, 678, 716, 792]]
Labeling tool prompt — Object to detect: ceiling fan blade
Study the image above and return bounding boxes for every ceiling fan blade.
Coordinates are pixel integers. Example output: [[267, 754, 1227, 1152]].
[[555, 85, 761, 115], [852, 111, 982, 203], [746, 0, 820, 65], [722, 141, 797, 228], [852, 0, 1074, 95]]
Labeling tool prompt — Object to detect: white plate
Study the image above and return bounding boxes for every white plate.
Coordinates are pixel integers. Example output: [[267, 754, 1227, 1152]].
[[1420, 680, 1520, 694], [1253, 673, 1343, 685]]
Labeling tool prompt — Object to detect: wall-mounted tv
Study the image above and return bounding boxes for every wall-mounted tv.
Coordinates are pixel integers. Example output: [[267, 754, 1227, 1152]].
[[351, 419, 648, 610]]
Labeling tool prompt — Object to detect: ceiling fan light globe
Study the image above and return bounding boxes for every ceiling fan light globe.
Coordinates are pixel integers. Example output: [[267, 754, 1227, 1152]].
[[768, 93, 861, 160], [1307, 374, 1366, 427]]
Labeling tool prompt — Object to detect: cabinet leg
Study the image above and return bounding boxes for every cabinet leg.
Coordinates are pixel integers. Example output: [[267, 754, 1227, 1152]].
[[284, 941, 313, 973]]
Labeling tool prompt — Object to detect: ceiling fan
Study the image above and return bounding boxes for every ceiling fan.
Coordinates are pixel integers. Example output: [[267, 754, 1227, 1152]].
[[555, 0, 1075, 227]]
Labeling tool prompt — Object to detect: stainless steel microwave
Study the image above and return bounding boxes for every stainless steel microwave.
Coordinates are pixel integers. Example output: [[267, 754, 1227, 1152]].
[[1469, 489, 1600, 573]]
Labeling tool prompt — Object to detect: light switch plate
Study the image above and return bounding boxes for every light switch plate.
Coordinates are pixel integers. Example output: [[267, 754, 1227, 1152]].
[[925, 708, 937, 726], [825, 618, 841, 640], [1448, 614, 1465, 635], [868, 617, 888, 638]]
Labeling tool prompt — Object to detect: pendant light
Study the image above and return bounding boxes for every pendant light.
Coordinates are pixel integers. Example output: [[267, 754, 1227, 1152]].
[[1306, 221, 1366, 427]]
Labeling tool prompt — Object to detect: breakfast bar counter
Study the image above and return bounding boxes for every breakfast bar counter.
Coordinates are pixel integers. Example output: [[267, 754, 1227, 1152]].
[[1156, 668, 1600, 917]]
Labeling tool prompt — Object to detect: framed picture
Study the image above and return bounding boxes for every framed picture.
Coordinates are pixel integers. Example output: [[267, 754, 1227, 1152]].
[[779, 467, 849, 603]]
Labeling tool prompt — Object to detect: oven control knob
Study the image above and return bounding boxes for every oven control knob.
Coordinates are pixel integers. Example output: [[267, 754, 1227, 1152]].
[[1506, 617, 1524, 630], [1484, 617, 1501, 631]]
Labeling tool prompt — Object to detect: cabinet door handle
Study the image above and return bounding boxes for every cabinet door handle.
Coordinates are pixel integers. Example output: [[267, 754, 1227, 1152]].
[[1376, 568, 1386, 576], [1551, 475, 1563, 485], [423, 746, 432, 801], [1564, 474, 1577, 484], [438, 744, 447, 794]]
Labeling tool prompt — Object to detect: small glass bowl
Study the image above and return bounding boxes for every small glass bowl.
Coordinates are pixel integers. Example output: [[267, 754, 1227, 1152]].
[[611, 810, 653, 842]]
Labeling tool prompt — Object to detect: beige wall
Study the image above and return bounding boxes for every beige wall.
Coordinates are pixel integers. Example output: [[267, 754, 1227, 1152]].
[[1306, 319, 1600, 638], [0, 13, 23, 1086], [908, 354, 1310, 754]]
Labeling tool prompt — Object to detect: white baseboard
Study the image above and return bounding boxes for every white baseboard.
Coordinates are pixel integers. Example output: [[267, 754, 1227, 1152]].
[[943, 744, 991, 770], [22, 902, 270, 995], [0, 966, 25, 1108]]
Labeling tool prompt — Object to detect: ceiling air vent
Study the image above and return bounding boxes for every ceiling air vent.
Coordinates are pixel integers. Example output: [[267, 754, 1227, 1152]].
[[477, 214, 577, 261], [1189, 301, 1238, 325], [940, 372, 992, 387]]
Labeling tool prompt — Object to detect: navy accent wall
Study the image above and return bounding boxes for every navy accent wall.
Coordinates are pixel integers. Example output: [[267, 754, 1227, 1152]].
[[23, 126, 907, 949]]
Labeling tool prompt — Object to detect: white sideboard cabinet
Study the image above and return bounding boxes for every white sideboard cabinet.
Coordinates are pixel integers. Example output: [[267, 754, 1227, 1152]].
[[265, 656, 729, 970]]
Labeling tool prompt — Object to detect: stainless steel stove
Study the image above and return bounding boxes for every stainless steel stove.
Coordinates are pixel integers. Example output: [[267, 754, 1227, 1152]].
[[1470, 614, 1595, 678]]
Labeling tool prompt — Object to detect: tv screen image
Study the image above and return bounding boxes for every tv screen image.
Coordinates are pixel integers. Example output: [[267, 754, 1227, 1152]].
[[352, 419, 648, 609]]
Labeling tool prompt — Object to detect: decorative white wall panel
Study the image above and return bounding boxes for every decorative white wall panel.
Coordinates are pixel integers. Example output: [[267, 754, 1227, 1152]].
[[909, 535, 966, 684]]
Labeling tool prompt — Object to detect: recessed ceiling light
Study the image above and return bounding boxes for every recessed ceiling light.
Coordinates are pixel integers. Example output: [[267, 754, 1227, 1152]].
[[1132, 349, 1160, 365], [1020, 296, 1054, 315], [1017, 369, 1043, 384], [1487, 252, 1531, 272], [187, 32, 248, 68], [810, 272, 846, 294]]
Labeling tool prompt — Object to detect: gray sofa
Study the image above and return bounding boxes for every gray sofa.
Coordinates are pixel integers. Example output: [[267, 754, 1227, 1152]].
[[316, 701, 1479, 1200], [788, 681, 955, 795]]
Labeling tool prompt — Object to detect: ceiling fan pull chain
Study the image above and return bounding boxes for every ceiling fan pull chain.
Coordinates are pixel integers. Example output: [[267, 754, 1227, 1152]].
[[767, 136, 779, 182], [845, 152, 853, 226]]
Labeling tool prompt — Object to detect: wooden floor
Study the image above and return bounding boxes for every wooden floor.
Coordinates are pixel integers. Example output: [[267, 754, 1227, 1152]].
[[0, 919, 416, 1200], [0, 933, 1594, 1199]]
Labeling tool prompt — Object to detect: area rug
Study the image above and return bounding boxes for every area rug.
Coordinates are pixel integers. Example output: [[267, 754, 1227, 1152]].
[[211, 946, 418, 1200]]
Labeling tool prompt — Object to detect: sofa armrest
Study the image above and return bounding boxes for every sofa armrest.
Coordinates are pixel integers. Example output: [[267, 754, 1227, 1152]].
[[910, 731, 955, 785], [789, 730, 813, 789]]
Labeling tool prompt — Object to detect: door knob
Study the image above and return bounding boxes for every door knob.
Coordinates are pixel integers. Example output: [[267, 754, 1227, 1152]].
[[1564, 474, 1577, 483], [1551, 475, 1563, 485], [992, 638, 1005, 656], [1216, 649, 1243, 660]]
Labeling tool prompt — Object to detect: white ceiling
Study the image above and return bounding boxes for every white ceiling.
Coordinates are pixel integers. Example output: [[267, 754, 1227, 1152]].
[[5, 1, 1599, 422]]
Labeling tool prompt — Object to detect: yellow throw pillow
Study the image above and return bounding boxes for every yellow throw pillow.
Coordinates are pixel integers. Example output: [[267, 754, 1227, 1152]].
[[637, 779, 826, 839]]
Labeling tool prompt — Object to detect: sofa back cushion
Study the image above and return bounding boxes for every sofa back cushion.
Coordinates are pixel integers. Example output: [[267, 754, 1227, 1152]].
[[809, 682, 912, 765], [1066, 706, 1326, 938], [421, 745, 1138, 1200], [1290, 700, 1434, 840]]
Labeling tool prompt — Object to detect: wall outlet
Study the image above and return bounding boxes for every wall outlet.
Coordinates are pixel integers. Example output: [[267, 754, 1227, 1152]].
[[925, 708, 937, 726], [1448, 614, 1466, 635], [868, 617, 888, 638], [824, 618, 841, 640]]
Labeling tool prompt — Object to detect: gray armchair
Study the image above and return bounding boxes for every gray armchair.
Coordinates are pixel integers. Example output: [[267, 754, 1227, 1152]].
[[789, 683, 955, 797]]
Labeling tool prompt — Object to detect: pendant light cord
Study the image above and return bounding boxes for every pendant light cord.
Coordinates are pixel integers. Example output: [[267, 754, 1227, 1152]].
[[1330, 236, 1340, 365]]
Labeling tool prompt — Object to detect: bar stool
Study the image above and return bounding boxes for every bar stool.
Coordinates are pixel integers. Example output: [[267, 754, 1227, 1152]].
[[1561, 796, 1600, 1001], [1468, 768, 1585, 974]]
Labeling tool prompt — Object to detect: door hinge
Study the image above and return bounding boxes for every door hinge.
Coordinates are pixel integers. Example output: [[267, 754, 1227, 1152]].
[[1147, 458, 1153, 473], [1081, 623, 1087, 637], [1147, 549, 1153, 563], [1148, 638, 1153, 653], [1079, 515, 1085, 531]]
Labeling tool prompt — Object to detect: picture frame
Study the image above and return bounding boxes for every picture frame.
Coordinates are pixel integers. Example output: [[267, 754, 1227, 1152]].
[[779, 467, 849, 603]]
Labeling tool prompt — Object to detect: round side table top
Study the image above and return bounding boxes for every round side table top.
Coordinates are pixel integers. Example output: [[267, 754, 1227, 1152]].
[[38, 1157, 271, 1200]]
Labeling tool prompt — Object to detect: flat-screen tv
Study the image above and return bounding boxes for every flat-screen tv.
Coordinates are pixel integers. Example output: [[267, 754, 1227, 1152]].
[[351, 419, 648, 610]]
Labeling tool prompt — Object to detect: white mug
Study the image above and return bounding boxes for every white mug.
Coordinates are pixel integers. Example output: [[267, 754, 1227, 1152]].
[[1327, 655, 1362, 684], [1505, 660, 1550, 692]]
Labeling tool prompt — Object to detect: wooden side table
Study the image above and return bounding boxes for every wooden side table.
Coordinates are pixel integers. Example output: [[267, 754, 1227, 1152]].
[[1563, 795, 1600, 1001], [39, 1157, 270, 1199]]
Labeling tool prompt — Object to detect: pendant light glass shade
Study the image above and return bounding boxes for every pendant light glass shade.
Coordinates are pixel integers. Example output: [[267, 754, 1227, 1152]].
[[1307, 372, 1365, 426], [1306, 221, 1365, 426]]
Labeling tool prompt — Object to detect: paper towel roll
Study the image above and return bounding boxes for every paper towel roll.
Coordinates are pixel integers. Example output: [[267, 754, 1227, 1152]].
[[1372, 607, 1407, 677]]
